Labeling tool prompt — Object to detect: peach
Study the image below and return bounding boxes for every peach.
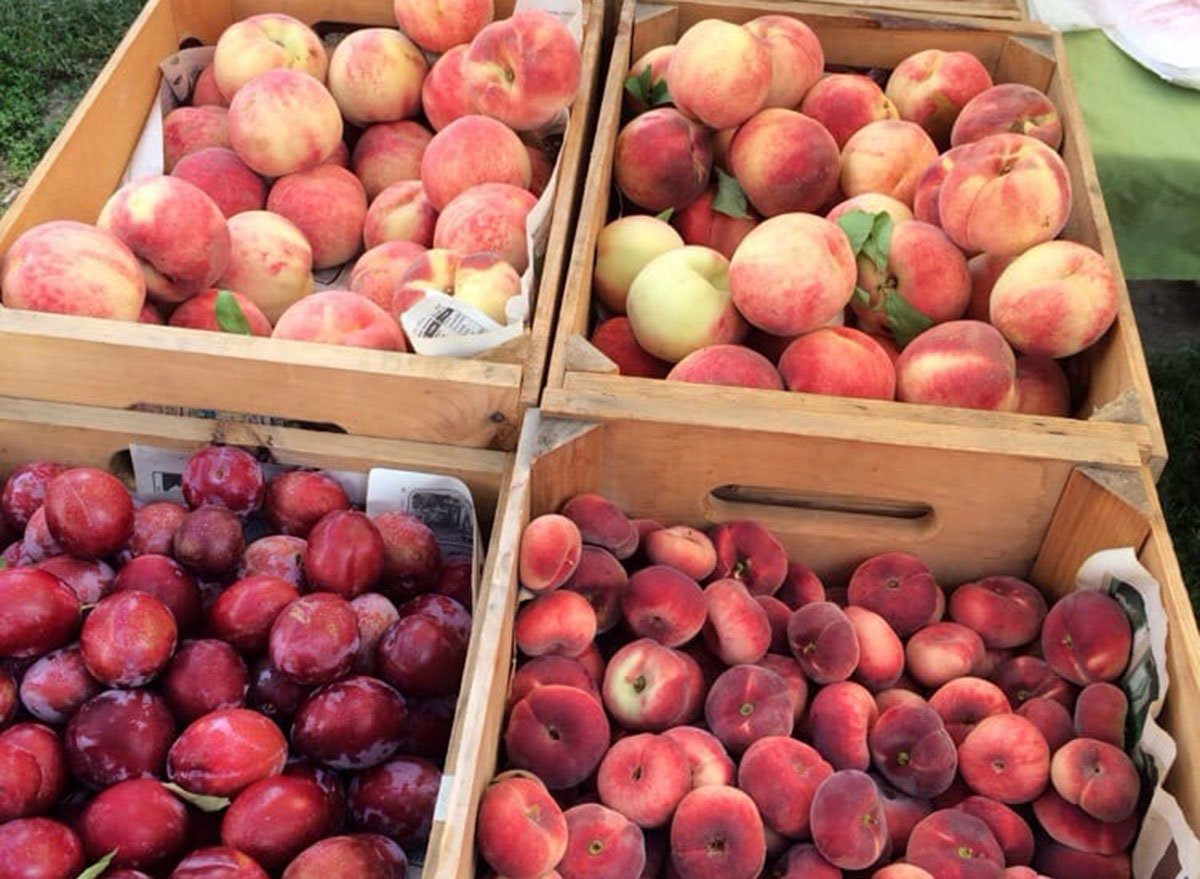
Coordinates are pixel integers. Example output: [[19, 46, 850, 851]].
[[477, 771, 568, 879], [506, 685, 609, 790], [1050, 737, 1139, 822], [878, 688, 928, 714], [828, 192, 914, 226], [886, 50, 993, 146], [848, 553, 942, 638], [394, 0, 492, 54], [949, 576, 1046, 649], [661, 727, 734, 789], [163, 106, 230, 172], [704, 664, 793, 753], [757, 654, 808, 721], [952, 84, 1063, 151], [895, 320, 1018, 411], [1033, 843, 1131, 879], [597, 733, 690, 829], [561, 494, 637, 559], [874, 866, 935, 879], [465, 11, 581, 131], [172, 147, 266, 219], [730, 109, 840, 216], [621, 566, 706, 647], [445, 250, 522, 324], [213, 14, 327, 100], [327, 28, 426, 126], [421, 115, 532, 211], [603, 639, 691, 732], [645, 526, 716, 581], [912, 145, 973, 227], [193, 64, 226, 107], [990, 240, 1118, 358], [1016, 697, 1074, 752], [786, 601, 859, 684], [1041, 590, 1131, 686], [841, 120, 938, 206], [905, 809, 1004, 879], [352, 121, 432, 200], [624, 45, 674, 116], [778, 563, 825, 609], [959, 714, 1050, 804], [563, 545, 628, 634], [1, 221, 145, 321], [844, 605, 904, 691], [572, 642, 605, 685], [614, 109, 713, 212], [670, 785, 766, 879], [774, 843, 842, 878], [1074, 682, 1128, 748], [98, 175, 230, 305], [324, 140, 350, 168], [939, 134, 1071, 256], [1014, 357, 1071, 417], [929, 678, 1011, 745], [363, 180, 438, 250], [627, 246, 746, 363], [271, 289, 404, 351], [667, 345, 783, 390], [268, 165, 367, 270], [560, 803, 645, 879], [668, 20, 771, 130], [519, 514, 582, 593], [954, 797, 1034, 867], [870, 703, 958, 798], [348, 240, 427, 311], [992, 656, 1077, 710], [516, 590, 597, 658], [1032, 790, 1138, 856], [757, 595, 791, 654], [729, 213, 856, 336], [875, 775, 934, 852], [810, 770, 888, 870], [510, 655, 599, 707], [702, 579, 772, 666], [217, 211, 313, 322], [802, 74, 900, 148], [809, 681, 878, 771], [672, 186, 759, 259], [779, 326, 896, 400], [744, 16, 823, 110], [907, 623, 986, 688], [228, 70, 343, 178], [434, 183, 537, 274], [169, 288, 272, 336], [593, 215, 685, 314], [739, 736, 832, 838], [521, 139, 559, 200]]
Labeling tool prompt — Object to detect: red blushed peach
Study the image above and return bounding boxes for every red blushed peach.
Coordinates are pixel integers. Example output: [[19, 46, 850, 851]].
[[645, 526, 716, 582], [1074, 682, 1128, 748], [704, 664, 793, 753], [420, 115, 532, 211], [672, 186, 759, 259], [163, 107, 230, 172], [802, 74, 900, 148], [594, 215, 684, 315], [624, 45, 674, 116], [597, 733, 690, 829], [990, 240, 1118, 359], [614, 108, 713, 212], [670, 785, 766, 879], [603, 639, 691, 732], [621, 566, 706, 648], [939, 134, 1071, 256], [169, 288, 272, 336], [193, 64, 226, 107], [773, 842, 842, 878], [729, 213, 856, 336], [928, 678, 1011, 745], [809, 770, 888, 870], [912, 145, 974, 227], [510, 655, 600, 707], [98, 175, 230, 304], [895, 320, 1018, 411], [1032, 790, 1138, 856], [666, 344, 784, 390], [506, 685, 610, 790], [841, 120, 938, 206], [1041, 590, 1132, 686], [1, 221, 146, 321], [906, 809, 1004, 879], [515, 590, 597, 658], [327, 28, 426, 127], [907, 623, 986, 689], [703, 579, 772, 666], [362, 180, 437, 250], [348, 240, 427, 311], [269, 165, 368, 267], [661, 727, 734, 790], [172, 147, 266, 219], [878, 688, 928, 714], [958, 714, 1050, 804], [952, 84, 1063, 151], [1050, 737, 1139, 823], [809, 681, 878, 771], [519, 513, 582, 593], [560, 803, 645, 879], [757, 595, 791, 654], [874, 774, 934, 852], [1034, 842, 1131, 879], [992, 656, 1077, 710], [744, 16, 823, 109], [213, 13, 327, 100], [562, 545, 627, 634], [828, 192, 914, 226], [705, 521, 785, 598], [966, 252, 1013, 321], [848, 553, 942, 638], [668, 19, 770, 130], [875, 865, 936, 879], [562, 494, 638, 560], [843, 606, 904, 691], [739, 736, 832, 838], [886, 49, 993, 146], [729, 109, 840, 216], [218, 211, 313, 322], [1016, 697, 1073, 752], [422, 45, 471, 131], [434, 182, 537, 273], [870, 704, 958, 798], [272, 289, 403, 351], [957, 796, 1033, 866], [228, 70, 343, 178], [779, 326, 896, 400], [786, 601, 859, 684], [949, 576, 1047, 649], [1014, 357, 1071, 417], [757, 654, 808, 721], [352, 121, 432, 201], [778, 563, 825, 609], [477, 771, 568, 879]]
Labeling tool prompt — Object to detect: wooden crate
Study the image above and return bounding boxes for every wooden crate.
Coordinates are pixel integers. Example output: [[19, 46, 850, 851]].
[[0, 0, 605, 451], [797, 0, 1027, 20], [428, 410, 1200, 879], [544, 0, 1167, 476], [0, 395, 513, 875]]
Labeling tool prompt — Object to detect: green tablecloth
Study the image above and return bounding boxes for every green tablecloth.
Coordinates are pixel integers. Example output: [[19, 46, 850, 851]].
[[1063, 30, 1200, 281]]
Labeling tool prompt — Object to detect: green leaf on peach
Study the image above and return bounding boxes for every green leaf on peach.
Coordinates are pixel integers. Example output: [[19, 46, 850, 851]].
[[214, 289, 252, 336], [861, 211, 894, 274], [625, 66, 669, 108], [713, 168, 751, 219], [884, 292, 934, 348], [655, 208, 675, 222], [75, 850, 117, 879], [853, 286, 872, 306], [837, 210, 875, 254]]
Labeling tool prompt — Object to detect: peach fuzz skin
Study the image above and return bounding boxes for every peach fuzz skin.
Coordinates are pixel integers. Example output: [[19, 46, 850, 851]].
[[743, 15, 824, 110], [666, 345, 784, 390], [614, 108, 713, 214], [217, 210, 313, 323], [952, 83, 1063, 151], [885, 49, 994, 147], [227, 69, 343, 179], [419, 115, 531, 212], [267, 165, 367, 270], [779, 327, 896, 400], [895, 320, 1017, 412], [326, 28, 426, 127], [271, 289, 404, 351], [840, 120, 938, 207], [392, 0, 493, 54], [667, 19, 771, 131], [212, 13, 327, 101], [729, 109, 840, 217], [801, 74, 899, 149], [421, 46, 472, 132], [171, 147, 266, 219], [593, 216, 685, 315]]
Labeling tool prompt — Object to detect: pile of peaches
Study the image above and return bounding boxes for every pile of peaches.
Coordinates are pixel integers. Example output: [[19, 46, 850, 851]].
[[591, 16, 1117, 416], [0, 1, 582, 350], [0, 445, 473, 879], [477, 498, 1142, 879]]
